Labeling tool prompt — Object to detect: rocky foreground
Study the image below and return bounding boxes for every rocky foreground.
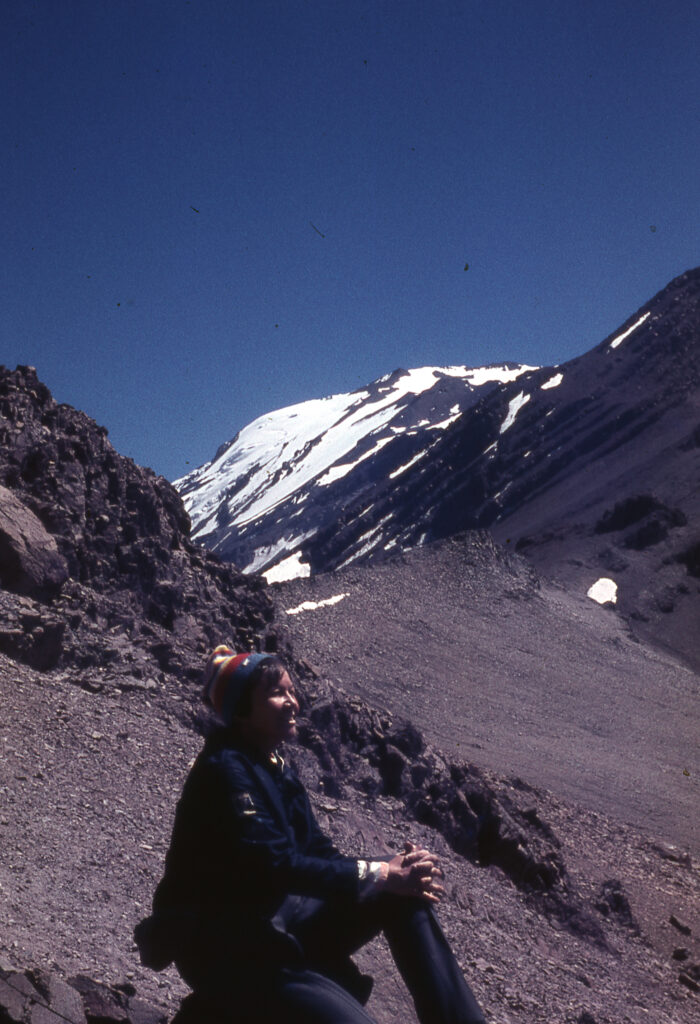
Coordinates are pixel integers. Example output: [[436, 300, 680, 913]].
[[1, 648, 698, 1024], [0, 365, 698, 1023]]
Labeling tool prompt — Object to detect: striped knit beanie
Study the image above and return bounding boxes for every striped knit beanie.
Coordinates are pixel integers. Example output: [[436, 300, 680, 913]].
[[202, 645, 273, 725]]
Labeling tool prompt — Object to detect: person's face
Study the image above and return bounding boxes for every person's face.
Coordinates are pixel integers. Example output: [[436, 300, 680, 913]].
[[245, 670, 299, 752]]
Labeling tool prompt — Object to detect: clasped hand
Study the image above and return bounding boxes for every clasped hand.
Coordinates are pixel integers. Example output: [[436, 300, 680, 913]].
[[385, 841, 445, 904]]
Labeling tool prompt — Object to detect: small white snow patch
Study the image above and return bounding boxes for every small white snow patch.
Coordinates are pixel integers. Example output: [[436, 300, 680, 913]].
[[390, 449, 428, 478], [541, 372, 563, 390], [587, 578, 618, 605], [316, 462, 355, 486], [483, 441, 498, 455], [316, 436, 393, 487], [285, 593, 349, 615], [263, 551, 311, 584], [499, 391, 530, 434], [609, 312, 650, 350], [246, 531, 316, 574], [430, 411, 461, 430]]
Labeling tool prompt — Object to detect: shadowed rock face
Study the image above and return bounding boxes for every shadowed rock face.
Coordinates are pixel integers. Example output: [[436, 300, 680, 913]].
[[0, 965, 169, 1024], [0, 365, 277, 680]]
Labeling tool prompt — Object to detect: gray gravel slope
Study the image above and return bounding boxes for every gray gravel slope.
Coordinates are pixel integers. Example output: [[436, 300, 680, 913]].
[[273, 533, 700, 853]]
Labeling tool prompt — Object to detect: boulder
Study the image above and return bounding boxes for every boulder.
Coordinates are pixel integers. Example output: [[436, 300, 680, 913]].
[[0, 966, 86, 1024], [0, 486, 69, 600]]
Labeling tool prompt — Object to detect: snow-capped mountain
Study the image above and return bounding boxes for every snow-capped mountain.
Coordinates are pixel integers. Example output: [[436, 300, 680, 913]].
[[177, 267, 700, 671], [175, 363, 535, 579]]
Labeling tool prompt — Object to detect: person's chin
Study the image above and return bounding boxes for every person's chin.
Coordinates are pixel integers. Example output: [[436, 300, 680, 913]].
[[283, 720, 298, 742]]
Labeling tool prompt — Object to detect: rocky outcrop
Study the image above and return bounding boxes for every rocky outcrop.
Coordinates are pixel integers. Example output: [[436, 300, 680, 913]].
[[292, 670, 615, 946], [0, 366, 278, 681], [0, 964, 167, 1023]]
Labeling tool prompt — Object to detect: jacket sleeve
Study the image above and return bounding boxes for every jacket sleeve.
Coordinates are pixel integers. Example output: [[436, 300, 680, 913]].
[[304, 801, 347, 861], [213, 749, 359, 899]]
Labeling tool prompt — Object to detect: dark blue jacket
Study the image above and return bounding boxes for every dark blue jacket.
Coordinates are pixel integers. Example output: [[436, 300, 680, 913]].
[[142, 729, 359, 968]]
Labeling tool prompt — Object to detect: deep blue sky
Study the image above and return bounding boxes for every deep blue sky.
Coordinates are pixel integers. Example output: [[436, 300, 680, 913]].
[[4, 1, 699, 480]]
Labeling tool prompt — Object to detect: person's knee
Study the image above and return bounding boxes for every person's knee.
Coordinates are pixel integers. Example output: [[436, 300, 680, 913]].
[[281, 969, 377, 1023]]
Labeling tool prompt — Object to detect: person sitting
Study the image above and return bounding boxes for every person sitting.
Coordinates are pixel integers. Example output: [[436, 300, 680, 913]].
[[136, 646, 487, 1023]]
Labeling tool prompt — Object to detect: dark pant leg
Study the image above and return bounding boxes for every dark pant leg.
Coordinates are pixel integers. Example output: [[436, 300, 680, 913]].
[[286, 893, 487, 1024], [270, 968, 378, 1024], [381, 898, 487, 1024], [172, 966, 377, 1024]]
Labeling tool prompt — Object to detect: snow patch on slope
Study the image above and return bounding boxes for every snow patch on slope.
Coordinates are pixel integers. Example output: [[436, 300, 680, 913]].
[[246, 530, 316, 574], [587, 578, 618, 605], [317, 436, 393, 486], [285, 593, 349, 615], [390, 449, 428, 479], [263, 551, 311, 584], [467, 364, 537, 385], [500, 392, 531, 434], [609, 312, 650, 350]]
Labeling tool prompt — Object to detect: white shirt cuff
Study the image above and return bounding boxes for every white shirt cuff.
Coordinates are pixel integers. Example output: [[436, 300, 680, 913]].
[[357, 859, 389, 899]]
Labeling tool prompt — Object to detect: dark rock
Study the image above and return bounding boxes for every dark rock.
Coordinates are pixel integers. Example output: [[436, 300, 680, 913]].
[[677, 540, 700, 579], [594, 495, 665, 534], [0, 968, 39, 1022], [594, 880, 639, 933], [27, 969, 88, 1023], [67, 974, 129, 1021], [684, 962, 700, 981], [385, 722, 424, 758], [0, 592, 65, 671], [124, 996, 168, 1024], [380, 743, 409, 797], [679, 971, 700, 992], [672, 947, 690, 961], [592, 495, 687, 551], [0, 967, 87, 1024], [622, 508, 687, 551], [552, 901, 608, 951], [670, 913, 692, 936]]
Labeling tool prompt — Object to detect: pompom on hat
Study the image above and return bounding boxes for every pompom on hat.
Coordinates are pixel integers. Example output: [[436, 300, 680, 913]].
[[202, 645, 273, 725]]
